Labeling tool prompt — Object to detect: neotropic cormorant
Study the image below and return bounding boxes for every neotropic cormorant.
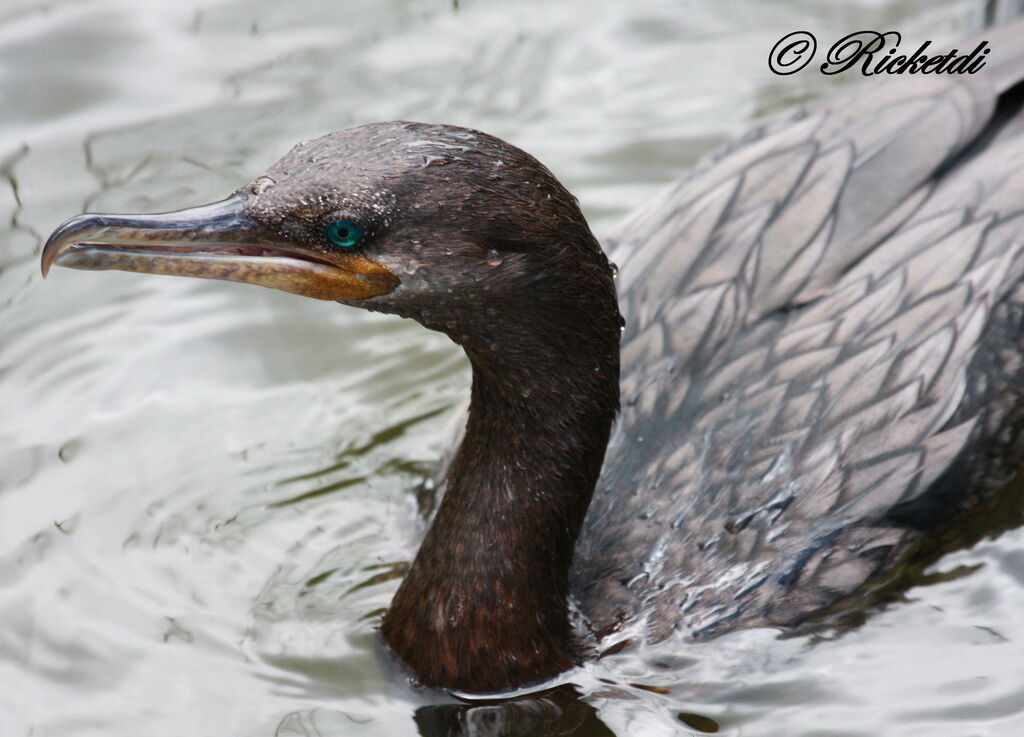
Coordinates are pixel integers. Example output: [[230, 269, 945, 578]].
[[41, 21, 1024, 693]]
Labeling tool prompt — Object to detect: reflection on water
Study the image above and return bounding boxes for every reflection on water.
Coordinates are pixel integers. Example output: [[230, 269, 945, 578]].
[[2, 0, 1023, 735], [411, 687, 615, 737]]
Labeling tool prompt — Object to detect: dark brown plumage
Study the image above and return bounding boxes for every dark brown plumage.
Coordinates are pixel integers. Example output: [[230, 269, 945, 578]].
[[41, 20, 1024, 694]]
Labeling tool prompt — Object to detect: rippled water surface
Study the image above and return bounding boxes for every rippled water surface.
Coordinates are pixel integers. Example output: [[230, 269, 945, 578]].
[[3, 0, 1024, 735]]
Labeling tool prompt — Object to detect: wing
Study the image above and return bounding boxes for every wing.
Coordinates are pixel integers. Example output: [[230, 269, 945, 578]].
[[575, 23, 1024, 640]]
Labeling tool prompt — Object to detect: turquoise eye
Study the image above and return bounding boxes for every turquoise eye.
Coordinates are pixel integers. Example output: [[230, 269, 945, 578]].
[[325, 219, 365, 248]]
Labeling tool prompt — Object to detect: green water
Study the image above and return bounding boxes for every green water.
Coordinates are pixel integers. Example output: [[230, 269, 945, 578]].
[[2, 0, 1023, 735]]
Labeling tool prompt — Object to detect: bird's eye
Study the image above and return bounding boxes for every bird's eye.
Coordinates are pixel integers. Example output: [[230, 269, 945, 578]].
[[325, 219, 365, 249]]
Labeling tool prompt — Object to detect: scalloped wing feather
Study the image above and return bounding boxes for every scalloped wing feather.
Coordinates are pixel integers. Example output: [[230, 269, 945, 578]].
[[576, 35, 1024, 638]]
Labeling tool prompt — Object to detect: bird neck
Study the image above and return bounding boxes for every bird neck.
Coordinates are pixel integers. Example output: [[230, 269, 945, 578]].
[[381, 293, 621, 693]]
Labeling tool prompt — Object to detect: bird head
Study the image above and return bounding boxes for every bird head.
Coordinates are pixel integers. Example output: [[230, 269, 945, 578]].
[[43, 122, 617, 351]]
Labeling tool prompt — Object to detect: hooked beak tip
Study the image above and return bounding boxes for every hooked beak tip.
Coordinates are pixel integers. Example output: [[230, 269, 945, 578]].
[[40, 228, 67, 278]]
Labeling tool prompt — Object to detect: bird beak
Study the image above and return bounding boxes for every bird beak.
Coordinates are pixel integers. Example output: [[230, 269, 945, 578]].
[[40, 194, 399, 301]]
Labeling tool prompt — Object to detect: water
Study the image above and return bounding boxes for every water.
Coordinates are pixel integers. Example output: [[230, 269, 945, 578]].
[[2, 0, 1023, 735]]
